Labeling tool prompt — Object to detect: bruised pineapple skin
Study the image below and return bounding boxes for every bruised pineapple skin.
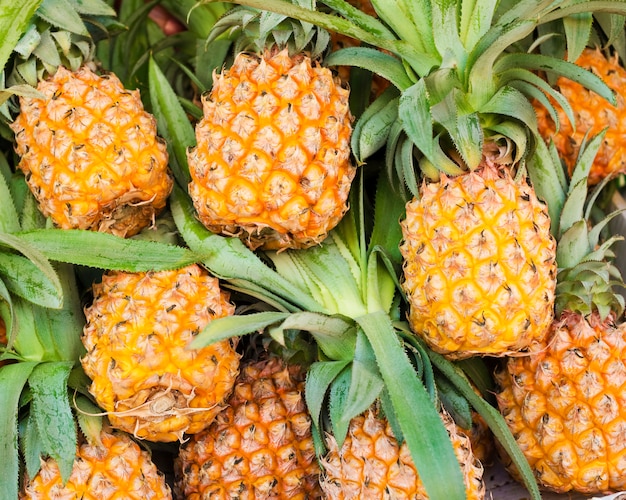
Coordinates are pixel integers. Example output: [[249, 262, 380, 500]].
[[188, 48, 356, 250], [320, 409, 485, 499], [20, 429, 172, 499], [10, 65, 173, 237], [81, 264, 240, 442], [400, 162, 557, 359], [495, 311, 626, 494], [174, 356, 323, 499], [534, 47, 626, 185]]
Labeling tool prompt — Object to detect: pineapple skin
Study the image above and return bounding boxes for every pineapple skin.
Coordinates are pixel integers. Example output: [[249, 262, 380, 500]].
[[400, 163, 557, 359], [188, 48, 356, 250], [10, 66, 173, 237], [495, 311, 626, 494], [174, 356, 323, 499], [81, 264, 240, 442], [535, 47, 626, 186], [20, 429, 172, 499], [320, 409, 485, 499]]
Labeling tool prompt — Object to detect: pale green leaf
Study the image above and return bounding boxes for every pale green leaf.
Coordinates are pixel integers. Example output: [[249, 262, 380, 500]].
[[16, 228, 199, 272], [0, 0, 42, 73], [192, 311, 289, 348], [67, 0, 116, 16], [36, 0, 89, 35], [399, 80, 434, 161], [563, 12, 593, 63], [460, 0, 497, 50], [328, 366, 352, 448], [557, 220, 592, 269], [356, 94, 399, 161]]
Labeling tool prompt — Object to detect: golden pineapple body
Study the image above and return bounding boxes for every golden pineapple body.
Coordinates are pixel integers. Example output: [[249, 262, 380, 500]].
[[81, 264, 240, 442], [174, 356, 323, 498], [400, 163, 557, 359], [495, 311, 626, 494], [320, 409, 485, 499], [188, 48, 356, 250], [534, 48, 626, 185], [10, 66, 172, 237], [20, 430, 172, 499]]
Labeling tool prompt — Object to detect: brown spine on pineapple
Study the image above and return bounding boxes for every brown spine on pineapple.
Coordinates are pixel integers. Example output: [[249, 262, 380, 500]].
[[10, 66, 173, 237], [81, 264, 240, 442], [495, 311, 626, 494], [174, 356, 323, 499], [20, 429, 172, 499], [320, 409, 485, 499], [534, 47, 626, 185], [188, 48, 356, 250], [400, 162, 557, 359]]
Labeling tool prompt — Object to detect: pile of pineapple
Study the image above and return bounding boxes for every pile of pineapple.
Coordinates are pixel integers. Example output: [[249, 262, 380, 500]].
[[3, 0, 626, 499]]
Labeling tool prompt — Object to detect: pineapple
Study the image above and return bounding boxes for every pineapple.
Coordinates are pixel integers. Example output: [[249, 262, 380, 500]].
[[400, 160, 557, 358], [174, 355, 323, 498], [187, 8, 356, 250], [10, 65, 173, 237], [320, 408, 485, 499], [534, 47, 626, 185], [495, 134, 626, 494], [81, 264, 241, 442], [21, 428, 172, 499]]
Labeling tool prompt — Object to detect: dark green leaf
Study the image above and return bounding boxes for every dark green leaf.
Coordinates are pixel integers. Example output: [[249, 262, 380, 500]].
[[357, 311, 466, 500], [148, 57, 195, 188], [0, 361, 37, 500], [29, 361, 77, 483]]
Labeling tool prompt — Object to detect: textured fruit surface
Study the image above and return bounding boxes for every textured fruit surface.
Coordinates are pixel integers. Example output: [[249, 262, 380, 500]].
[[188, 48, 356, 250], [495, 311, 626, 494], [400, 163, 557, 358], [81, 264, 240, 442], [320, 409, 485, 499], [174, 356, 323, 498], [11, 65, 172, 237], [534, 48, 626, 185], [20, 430, 172, 499]]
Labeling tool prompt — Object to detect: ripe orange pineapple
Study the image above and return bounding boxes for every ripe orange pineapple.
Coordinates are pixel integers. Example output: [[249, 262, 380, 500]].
[[400, 160, 557, 359], [174, 356, 323, 498], [495, 135, 626, 494], [11, 65, 173, 237], [534, 47, 626, 185], [81, 264, 240, 442], [187, 10, 356, 250], [320, 408, 485, 499], [20, 428, 172, 499]]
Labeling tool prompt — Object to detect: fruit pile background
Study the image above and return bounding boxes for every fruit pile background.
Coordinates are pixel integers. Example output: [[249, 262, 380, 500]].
[[3, 1, 626, 499]]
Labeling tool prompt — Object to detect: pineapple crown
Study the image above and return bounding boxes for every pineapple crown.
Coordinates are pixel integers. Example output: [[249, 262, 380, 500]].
[[5, 0, 120, 87], [529, 130, 625, 319], [207, 0, 626, 196], [207, 0, 331, 60]]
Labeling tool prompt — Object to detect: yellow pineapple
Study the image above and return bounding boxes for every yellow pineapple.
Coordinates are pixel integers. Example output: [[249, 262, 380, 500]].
[[20, 428, 172, 499], [320, 408, 485, 499], [187, 9, 356, 250], [10, 65, 173, 237], [81, 264, 240, 442], [495, 134, 626, 494], [400, 160, 557, 359], [534, 47, 626, 185], [174, 355, 323, 498]]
